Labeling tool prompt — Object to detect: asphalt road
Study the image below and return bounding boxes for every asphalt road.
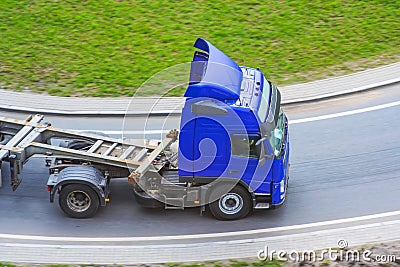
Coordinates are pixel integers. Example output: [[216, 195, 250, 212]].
[[0, 84, 399, 238]]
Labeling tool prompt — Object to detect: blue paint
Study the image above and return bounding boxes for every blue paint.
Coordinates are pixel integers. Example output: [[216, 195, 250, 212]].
[[179, 38, 290, 207]]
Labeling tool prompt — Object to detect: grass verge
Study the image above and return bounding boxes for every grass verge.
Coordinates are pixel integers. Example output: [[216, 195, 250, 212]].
[[0, 0, 399, 96]]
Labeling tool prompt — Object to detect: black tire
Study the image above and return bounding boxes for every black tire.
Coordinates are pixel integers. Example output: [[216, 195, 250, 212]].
[[133, 185, 164, 209], [0, 134, 12, 145], [209, 185, 252, 220], [58, 184, 100, 218], [65, 140, 93, 150]]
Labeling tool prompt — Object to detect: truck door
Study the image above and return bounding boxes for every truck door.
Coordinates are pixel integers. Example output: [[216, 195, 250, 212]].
[[227, 134, 273, 194]]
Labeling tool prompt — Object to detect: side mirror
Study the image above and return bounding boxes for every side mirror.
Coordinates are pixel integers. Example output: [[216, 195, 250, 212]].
[[255, 136, 268, 146], [256, 137, 274, 166], [259, 153, 274, 166]]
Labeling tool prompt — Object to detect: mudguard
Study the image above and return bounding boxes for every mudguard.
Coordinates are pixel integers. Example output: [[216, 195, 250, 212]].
[[47, 166, 109, 206]]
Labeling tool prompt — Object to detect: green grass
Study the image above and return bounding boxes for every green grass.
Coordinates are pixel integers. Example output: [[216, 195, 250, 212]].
[[0, 0, 399, 97]]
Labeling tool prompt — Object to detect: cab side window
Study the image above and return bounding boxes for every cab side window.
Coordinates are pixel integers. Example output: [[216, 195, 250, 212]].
[[231, 135, 261, 158]]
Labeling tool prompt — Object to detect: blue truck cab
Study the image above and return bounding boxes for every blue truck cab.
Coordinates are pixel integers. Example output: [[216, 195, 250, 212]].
[[134, 38, 290, 220]]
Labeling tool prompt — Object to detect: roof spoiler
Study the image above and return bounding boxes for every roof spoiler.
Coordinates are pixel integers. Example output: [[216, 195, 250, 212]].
[[184, 38, 243, 101]]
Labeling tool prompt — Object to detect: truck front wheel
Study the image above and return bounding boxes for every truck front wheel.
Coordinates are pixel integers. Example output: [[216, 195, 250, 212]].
[[59, 184, 100, 218], [209, 185, 252, 220]]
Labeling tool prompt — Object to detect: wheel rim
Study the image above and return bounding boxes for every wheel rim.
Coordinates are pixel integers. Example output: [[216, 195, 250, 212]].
[[66, 190, 91, 212], [218, 193, 243, 215]]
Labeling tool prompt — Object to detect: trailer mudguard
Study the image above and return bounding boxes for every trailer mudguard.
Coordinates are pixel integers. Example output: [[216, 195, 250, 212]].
[[48, 166, 108, 206]]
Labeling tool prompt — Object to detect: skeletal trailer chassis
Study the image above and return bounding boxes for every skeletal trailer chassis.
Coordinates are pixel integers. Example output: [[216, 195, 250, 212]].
[[0, 114, 178, 204]]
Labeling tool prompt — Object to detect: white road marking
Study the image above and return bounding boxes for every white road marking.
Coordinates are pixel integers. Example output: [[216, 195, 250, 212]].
[[2, 220, 400, 248], [290, 100, 400, 124], [91, 100, 400, 135], [0, 210, 399, 242]]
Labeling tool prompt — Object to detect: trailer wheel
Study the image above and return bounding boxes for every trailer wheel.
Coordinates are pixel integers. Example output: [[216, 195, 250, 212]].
[[209, 185, 252, 220], [59, 184, 99, 218]]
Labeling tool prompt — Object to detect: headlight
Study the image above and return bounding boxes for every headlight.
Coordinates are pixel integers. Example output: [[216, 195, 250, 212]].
[[280, 179, 285, 193]]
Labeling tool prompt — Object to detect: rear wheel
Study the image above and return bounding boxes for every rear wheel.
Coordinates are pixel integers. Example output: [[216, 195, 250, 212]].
[[209, 185, 252, 220], [59, 184, 99, 218]]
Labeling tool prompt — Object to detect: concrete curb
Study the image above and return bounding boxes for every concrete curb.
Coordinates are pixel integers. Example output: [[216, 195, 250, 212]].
[[282, 77, 400, 104], [1, 214, 399, 264], [0, 62, 399, 115]]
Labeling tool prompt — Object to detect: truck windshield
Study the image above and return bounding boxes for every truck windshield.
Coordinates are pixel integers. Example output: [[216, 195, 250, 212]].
[[269, 109, 285, 157], [257, 78, 271, 122]]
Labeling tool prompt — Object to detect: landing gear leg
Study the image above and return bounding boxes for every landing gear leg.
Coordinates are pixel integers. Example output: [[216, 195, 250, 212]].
[[9, 155, 22, 191]]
